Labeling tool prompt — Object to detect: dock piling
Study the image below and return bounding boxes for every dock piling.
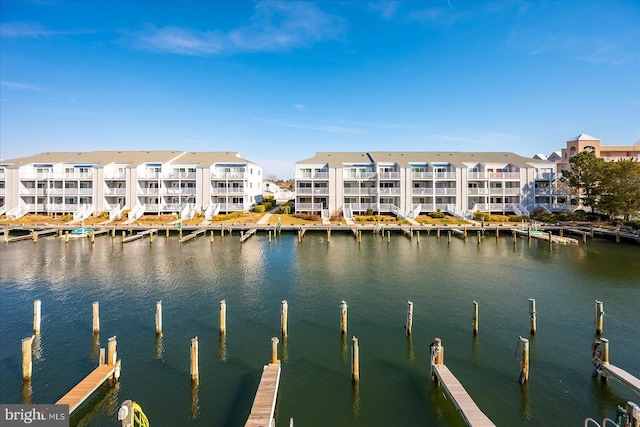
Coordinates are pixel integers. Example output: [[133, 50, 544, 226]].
[[406, 301, 413, 336], [448, 231, 451, 244], [528, 298, 537, 335], [281, 300, 288, 337], [340, 300, 348, 334], [33, 300, 41, 334], [155, 301, 162, 335], [92, 302, 100, 334], [416, 231, 420, 244], [595, 300, 604, 335], [65, 231, 70, 243], [627, 402, 640, 427], [351, 336, 360, 383], [22, 336, 34, 380], [271, 337, 280, 364], [477, 230, 481, 244], [107, 336, 117, 367], [472, 300, 479, 335], [219, 299, 227, 335], [519, 337, 529, 384], [190, 337, 199, 383]]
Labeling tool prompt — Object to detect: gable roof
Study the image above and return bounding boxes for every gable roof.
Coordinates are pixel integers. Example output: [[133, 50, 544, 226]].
[[567, 133, 599, 142]]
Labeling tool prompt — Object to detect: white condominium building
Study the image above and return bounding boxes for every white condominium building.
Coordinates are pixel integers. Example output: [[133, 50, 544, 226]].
[[294, 152, 566, 219], [0, 151, 263, 220]]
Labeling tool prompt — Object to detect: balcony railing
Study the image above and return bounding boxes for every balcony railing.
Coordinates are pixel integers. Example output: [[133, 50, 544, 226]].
[[343, 172, 377, 180], [467, 188, 489, 195], [411, 172, 434, 179], [104, 188, 127, 195], [296, 188, 330, 195], [165, 172, 196, 179], [138, 172, 162, 179], [344, 202, 377, 211], [378, 188, 400, 195], [211, 187, 246, 195], [434, 172, 456, 179], [343, 187, 378, 195], [473, 203, 517, 212], [138, 188, 160, 195], [379, 172, 400, 179], [435, 188, 456, 195], [296, 171, 329, 179], [412, 188, 434, 195], [535, 172, 556, 180], [105, 172, 126, 179], [211, 172, 246, 179]]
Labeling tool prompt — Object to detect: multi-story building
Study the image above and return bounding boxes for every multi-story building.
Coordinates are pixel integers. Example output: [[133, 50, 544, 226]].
[[557, 134, 640, 170], [0, 151, 263, 220], [294, 151, 565, 219]]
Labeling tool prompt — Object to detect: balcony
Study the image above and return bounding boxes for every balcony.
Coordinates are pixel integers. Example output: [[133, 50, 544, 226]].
[[211, 187, 246, 195], [344, 202, 377, 212], [138, 172, 161, 179], [165, 172, 196, 180], [435, 188, 456, 195], [296, 171, 329, 179], [434, 172, 456, 179], [473, 203, 516, 212], [138, 188, 160, 195], [412, 172, 434, 179], [490, 172, 520, 179], [412, 188, 434, 195], [79, 188, 93, 195], [20, 188, 45, 195], [105, 172, 126, 180], [467, 188, 489, 195], [468, 172, 489, 180], [343, 187, 377, 195], [104, 187, 127, 195], [343, 172, 377, 180], [379, 188, 401, 195], [211, 172, 246, 179], [379, 172, 400, 179], [296, 188, 330, 195], [535, 172, 556, 180]]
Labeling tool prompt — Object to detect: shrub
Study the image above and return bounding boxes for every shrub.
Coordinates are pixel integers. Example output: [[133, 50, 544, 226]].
[[474, 211, 490, 221], [254, 205, 266, 213], [428, 210, 445, 218], [623, 220, 640, 229], [212, 212, 244, 222], [293, 213, 320, 221], [366, 208, 373, 216]]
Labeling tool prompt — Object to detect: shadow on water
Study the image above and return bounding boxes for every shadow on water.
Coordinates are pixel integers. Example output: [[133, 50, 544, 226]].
[[217, 372, 257, 427], [70, 382, 119, 427]]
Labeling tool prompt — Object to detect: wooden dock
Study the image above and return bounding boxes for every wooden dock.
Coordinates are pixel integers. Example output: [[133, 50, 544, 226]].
[[123, 229, 157, 243], [432, 364, 495, 427], [400, 226, 413, 238], [245, 363, 282, 427], [56, 364, 116, 413], [240, 228, 257, 243], [179, 228, 206, 243], [600, 364, 640, 393], [513, 229, 578, 244]]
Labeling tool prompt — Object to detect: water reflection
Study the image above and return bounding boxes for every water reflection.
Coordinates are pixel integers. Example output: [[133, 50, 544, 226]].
[[32, 334, 43, 362], [340, 334, 347, 363], [218, 335, 227, 362], [155, 335, 164, 362], [351, 382, 360, 419], [21, 380, 32, 404], [190, 381, 199, 420], [406, 336, 414, 363], [520, 382, 531, 422], [281, 336, 288, 362]]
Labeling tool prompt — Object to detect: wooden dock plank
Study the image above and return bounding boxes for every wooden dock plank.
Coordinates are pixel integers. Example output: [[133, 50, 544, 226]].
[[240, 228, 257, 243], [601, 364, 640, 393], [433, 364, 495, 427], [56, 365, 115, 413], [179, 228, 206, 243], [245, 363, 281, 427]]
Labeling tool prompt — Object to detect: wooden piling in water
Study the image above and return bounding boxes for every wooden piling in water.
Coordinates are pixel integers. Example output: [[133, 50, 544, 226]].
[[447, 231, 451, 244], [512, 231, 517, 244], [107, 336, 117, 367], [121, 231, 125, 242], [595, 300, 604, 335], [340, 300, 348, 334], [351, 336, 359, 383], [92, 302, 100, 334], [22, 336, 33, 380], [528, 298, 536, 335], [496, 227, 499, 238], [281, 300, 288, 337], [210, 231, 214, 243], [33, 300, 41, 334], [519, 337, 529, 384], [149, 231, 153, 244], [472, 300, 478, 335], [600, 338, 609, 364], [387, 230, 390, 243], [477, 230, 481, 244], [406, 301, 413, 336], [219, 300, 226, 335], [271, 337, 280, 364], [416, 231, 420, 244], [437, 228, 441, 238], [32, 230, 38, 242], [156, 301, 162, 335], [191, 337, 199, 383], [65, 231, 70, 243], [327, 228, 331, 242]]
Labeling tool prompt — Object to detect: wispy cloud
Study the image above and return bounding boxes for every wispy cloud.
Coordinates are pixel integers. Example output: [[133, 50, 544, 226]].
[[424, 132, 518, 147], [132, 2, 346, 56], [294, 104, 305, 111], [259, 118, 369, 135], [367, 1, 400, 21], [0, 81, 42, 91], [0, 21, 91, 38], [508, 29, 638, 65]]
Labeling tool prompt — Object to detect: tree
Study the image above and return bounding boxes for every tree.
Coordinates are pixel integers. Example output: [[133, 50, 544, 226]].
[[598, 159, 640, 220], [561, 151, 606, 211]]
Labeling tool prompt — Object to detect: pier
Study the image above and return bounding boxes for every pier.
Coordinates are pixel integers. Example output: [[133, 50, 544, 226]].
[[240, 228, 257, 243], [122, 229, 157, 243], [244, 363, 282, 427], [431, 338, 495, 427], [593, 338, 640, 394], [56, 337, 121, 414], [179, 228, 206, 243]]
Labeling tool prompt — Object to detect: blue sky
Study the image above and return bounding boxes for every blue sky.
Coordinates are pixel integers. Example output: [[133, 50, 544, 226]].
[[1, 1, 638, 177]]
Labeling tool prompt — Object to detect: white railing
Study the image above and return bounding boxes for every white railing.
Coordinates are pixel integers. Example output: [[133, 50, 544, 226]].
[[412, 203, 436, 212], [204, 203, 219, 220], [7, 201, 29, 219], [218, 203, 245, 211], [468, 172, 489, 179], [211, 172, 246, 179], [138, 187, 160, 195], [105, 187, 127, 195], [343, 206, 353, 219], [490, 172, 520, 179], [434, 172, 456, 179], [138, 172, 161, 179], [296, 188, 330, 195], [410, 204, 422, 219], [73, 204, 94, 221], [412, 188, 434, 195], [343, 187, 378, 195], [390, 204, 409, 219], [180, 203, 197, 220], [467, 188, 489, 195], [295, 203, 324, 212], [343, 172, 377, 180], [109, 204, 123, 221], [128, 203, 145, 222], [344, 202, 377, 212], [79, 188, 93, 195], [504, 188, 520, 195], [489, 188, 505, 195], [322, 209, 330, 219], [535, 172, 556, 180], [105, 172, 126, 179], [379, 172, 400, 179], [0, 188, 5, 195], [19, 188, 42, 195], [211, 187, 245, 194], [435, 188, 456, 195], [379, 188, 401, 195], [165, 172, 196, 179], [295, 171, 329, 179], [0, 206, 5, 216], [411, 172, 434, 179]]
